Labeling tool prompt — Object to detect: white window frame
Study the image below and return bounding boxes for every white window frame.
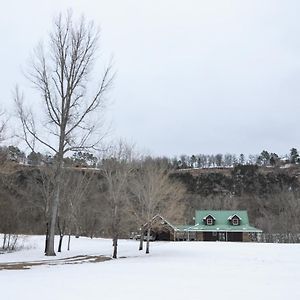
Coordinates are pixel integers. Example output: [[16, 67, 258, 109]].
[[232, 218, 239, 225], [206, 218, 213, 225]]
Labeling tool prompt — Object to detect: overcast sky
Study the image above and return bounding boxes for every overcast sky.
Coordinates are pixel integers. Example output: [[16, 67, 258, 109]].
[[1, 0, 300, 157]]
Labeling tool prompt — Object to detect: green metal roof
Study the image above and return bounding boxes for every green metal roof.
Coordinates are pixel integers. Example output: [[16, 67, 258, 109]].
[[174, 210, 262, 233]]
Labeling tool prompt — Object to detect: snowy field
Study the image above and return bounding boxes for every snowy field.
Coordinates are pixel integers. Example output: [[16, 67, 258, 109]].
[[0, 236, 300, 300]]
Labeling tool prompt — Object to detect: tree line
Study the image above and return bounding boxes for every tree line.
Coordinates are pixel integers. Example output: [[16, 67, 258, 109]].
[[169, 148, 300, 169], [1, 146, 300, 171]]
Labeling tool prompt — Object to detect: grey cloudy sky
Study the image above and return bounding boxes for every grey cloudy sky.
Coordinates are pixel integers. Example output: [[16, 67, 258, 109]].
[[1, 0, 300, 157]]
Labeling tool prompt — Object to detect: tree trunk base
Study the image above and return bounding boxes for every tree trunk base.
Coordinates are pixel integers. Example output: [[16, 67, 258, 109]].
[[112, 236, 118, 258], [45, 251, 56, 256], [58, 235, 63, 252]]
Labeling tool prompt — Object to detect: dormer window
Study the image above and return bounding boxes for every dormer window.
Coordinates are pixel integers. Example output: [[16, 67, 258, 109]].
[[232, 218, 239, 225], [207, 218, 213, 225], [228, 214, 241, 226], [203, 214, 215, 226]]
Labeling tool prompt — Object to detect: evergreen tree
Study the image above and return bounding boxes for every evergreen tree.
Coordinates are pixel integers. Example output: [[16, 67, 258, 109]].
[[290, 148, 299, 164], [239, 153, 245, 165], [258, 150, 270, 166]]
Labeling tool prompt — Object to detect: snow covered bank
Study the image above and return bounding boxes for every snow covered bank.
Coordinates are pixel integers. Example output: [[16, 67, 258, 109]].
[[0, 236, 299, 300]]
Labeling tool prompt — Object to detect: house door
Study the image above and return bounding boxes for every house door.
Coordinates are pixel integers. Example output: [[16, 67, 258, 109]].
[[203, 232, 218, 241], [227, 232, 243, 242]]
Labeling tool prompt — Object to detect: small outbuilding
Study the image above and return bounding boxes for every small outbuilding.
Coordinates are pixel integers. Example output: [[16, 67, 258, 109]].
[[144, 210, 262, 242]]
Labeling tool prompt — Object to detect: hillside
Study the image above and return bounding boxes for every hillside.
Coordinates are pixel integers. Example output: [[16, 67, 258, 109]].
[[1, 162, 300, 236], [171, 164, 300, 195]]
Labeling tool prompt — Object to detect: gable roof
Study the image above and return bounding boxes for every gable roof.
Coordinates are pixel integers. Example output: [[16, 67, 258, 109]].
[[203, 214, 216, 220], [228, 214, 242, 221], [142, 214, 177, 231]]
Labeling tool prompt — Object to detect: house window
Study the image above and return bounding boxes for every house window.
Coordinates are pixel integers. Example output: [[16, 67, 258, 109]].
[[232, 218, 239, 225], [207, 218, 213, 225], [219, 232, 226, 241]]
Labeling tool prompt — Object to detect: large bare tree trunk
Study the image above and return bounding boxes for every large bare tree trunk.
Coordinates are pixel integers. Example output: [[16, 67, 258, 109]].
[[46, 159, 63, 256], [146, 227, 151, 254], [46, 187, 60, 255]]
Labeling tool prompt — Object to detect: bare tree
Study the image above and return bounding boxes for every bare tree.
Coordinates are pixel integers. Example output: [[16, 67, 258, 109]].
[[0, 109, 6, 143], [0, 170, 23, 251], [100, 142, 134, 258], [257, 192, 300, 233], [15, 11, 113, 256], [129, 160, 186, 254], [0, 109, 9, 165], [57, 168, 92, 252]]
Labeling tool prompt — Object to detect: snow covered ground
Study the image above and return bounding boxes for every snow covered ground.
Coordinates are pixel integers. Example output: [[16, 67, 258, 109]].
[[0, 236, 299, 300]]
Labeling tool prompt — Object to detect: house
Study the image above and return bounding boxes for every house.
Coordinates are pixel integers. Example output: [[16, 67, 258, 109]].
[[144, 210, 262, 242]]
